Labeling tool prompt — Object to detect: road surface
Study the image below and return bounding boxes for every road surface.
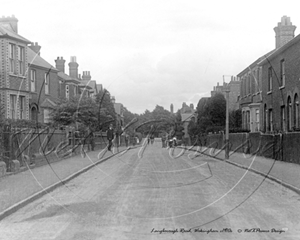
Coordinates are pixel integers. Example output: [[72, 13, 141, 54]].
[[0, 141, 300, 239]]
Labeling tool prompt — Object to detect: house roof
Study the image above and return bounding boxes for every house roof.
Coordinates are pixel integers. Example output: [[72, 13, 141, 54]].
[[0, 25, 31, 43], [28, 47, 58, 71], [114, 103, 123, 115], [40, 98, 57, 108], [258, 33, 300, 65], [181, 112, 196, 122], [81, 80, 97, 92], [96, 84, 103, 92], [237, 49, 275, 77], [57, 72, 80, 84]]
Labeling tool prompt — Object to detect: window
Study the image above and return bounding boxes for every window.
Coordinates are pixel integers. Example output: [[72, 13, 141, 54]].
[[258, 67, 262, 92], [245, 76, 249, 95], [268, 109, 273, 132], [280, 59, 285, 87], [31, 106, 37, 121], [264, 104, 267, 132], [242, 111, 245, 129], [19, 96, 25, 119], [248, 75, 251, 94], [243, 77, 246, 97], [74, 85, 77, 96], [44, 109, 50, 123], [10, 95, 16, 119], [45, 73, 50, 94], [255, 69, 260, 93], [30, 69, 36, 92], [9, 43, 15, 73], [268, 67, 273, 92], [294, 94, 299, 129], [281, 106, 286, 132], [255, 109, 260, 131], [66, 85, 69, 99], [18, 46, 25, 75], [247, 111, 250, 130], [287, 97, 292, 131]]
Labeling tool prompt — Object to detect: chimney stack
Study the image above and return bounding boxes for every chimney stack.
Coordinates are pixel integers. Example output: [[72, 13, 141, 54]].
[[69, 56, 79, 79], [29, 42, 41, 56], [170, 103, 174, 113], [55, 57, 66, 73], [0, 15, 18, 33], [82, 71, 92, 81], [274, 16, 296, 49], [111, 96, 116, 104]]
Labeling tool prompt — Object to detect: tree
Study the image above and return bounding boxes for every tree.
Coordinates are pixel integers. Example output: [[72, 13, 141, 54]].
[[195, 93, 226, 134], [51, 96, 98, 129], [123, 107, 138, 136], [136, 105, 175, 137], [95, 89, 116, 130], [229, 109, 242, 131], [188, 116, 198, 144], [208, 93, 226, 127]]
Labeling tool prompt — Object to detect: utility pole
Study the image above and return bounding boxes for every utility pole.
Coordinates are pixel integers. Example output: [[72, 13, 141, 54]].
[[223, 75, 231, 159]]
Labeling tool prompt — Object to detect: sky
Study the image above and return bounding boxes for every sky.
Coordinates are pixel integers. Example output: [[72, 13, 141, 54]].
[[2, 0, 300, 114]]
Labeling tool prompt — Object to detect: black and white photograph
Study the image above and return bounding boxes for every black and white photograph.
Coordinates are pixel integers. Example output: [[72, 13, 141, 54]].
[[0, 0, 300, 239]]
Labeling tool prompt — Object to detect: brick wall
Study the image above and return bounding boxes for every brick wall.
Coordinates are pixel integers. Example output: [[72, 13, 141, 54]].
[[203, 132, 300, 163]]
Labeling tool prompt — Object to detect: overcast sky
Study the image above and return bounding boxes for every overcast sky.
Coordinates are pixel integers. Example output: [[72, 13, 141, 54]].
[[3, 0, 300, 114]]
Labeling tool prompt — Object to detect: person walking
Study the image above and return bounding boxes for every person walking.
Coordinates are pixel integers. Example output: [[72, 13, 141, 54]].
[[107, 124, 114, 152]]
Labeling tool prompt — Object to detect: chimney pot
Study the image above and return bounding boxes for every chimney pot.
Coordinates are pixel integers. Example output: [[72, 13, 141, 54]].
[[69, 56, 79, 78], [29, 42, 41, 56], [274, 16, 296, 49], [55, 56, 66, 73]]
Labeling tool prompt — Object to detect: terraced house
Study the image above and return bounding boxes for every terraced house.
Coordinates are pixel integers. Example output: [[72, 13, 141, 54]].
[[0, 16, 104, 125], [238, 16, 296, 132], [0, 15, 31, 120], [28, 42, 59, 123], [259, 30, 300, 133]]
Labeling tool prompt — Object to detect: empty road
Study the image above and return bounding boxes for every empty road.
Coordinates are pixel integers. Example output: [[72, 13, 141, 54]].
[[0, 141, 299, 239]]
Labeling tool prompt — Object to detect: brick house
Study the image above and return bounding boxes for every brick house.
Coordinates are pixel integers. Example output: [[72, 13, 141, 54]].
[[55, 56, 80, 100], [259, 33, 300, 133], [0, 15, 31, 120], [54, 56, 99, 101], [238, 16, 296, 132], [111, 96, 124, 128], [81, 71, 98, 98], [211, 77, 240, 112], [28, 43, 59, 123], [238, 56, 269, 132], [179, 102, 197, 144]]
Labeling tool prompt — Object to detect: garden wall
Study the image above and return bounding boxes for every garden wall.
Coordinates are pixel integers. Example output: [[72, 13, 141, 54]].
[[204, 131, 299, 164]]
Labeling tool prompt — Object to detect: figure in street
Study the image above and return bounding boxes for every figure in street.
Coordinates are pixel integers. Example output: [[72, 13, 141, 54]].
[[107, 124, 114, 152]]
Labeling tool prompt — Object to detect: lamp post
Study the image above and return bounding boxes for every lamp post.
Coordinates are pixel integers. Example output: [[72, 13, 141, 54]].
[[223, 76, 231, 160]]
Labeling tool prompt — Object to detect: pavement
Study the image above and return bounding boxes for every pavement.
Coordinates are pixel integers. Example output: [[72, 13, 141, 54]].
[[187, 146, 300, 195], [0, 145, 133, 221], [0, 142, 299, 222]]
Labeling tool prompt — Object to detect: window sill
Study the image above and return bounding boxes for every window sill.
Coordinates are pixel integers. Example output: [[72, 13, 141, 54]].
[[279, 86, 285, 90], [9, 73, 26, 79], [267, 91, 272, 95]]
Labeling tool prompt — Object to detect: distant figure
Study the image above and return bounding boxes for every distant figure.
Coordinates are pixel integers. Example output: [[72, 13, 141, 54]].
[[150, 135, 154, 144], [147, 136, 150, 144], [125, 134, 129, 147], [161, 134, 166, 148], [88, 129, 95, 151], [107, 124, 114, 151]]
